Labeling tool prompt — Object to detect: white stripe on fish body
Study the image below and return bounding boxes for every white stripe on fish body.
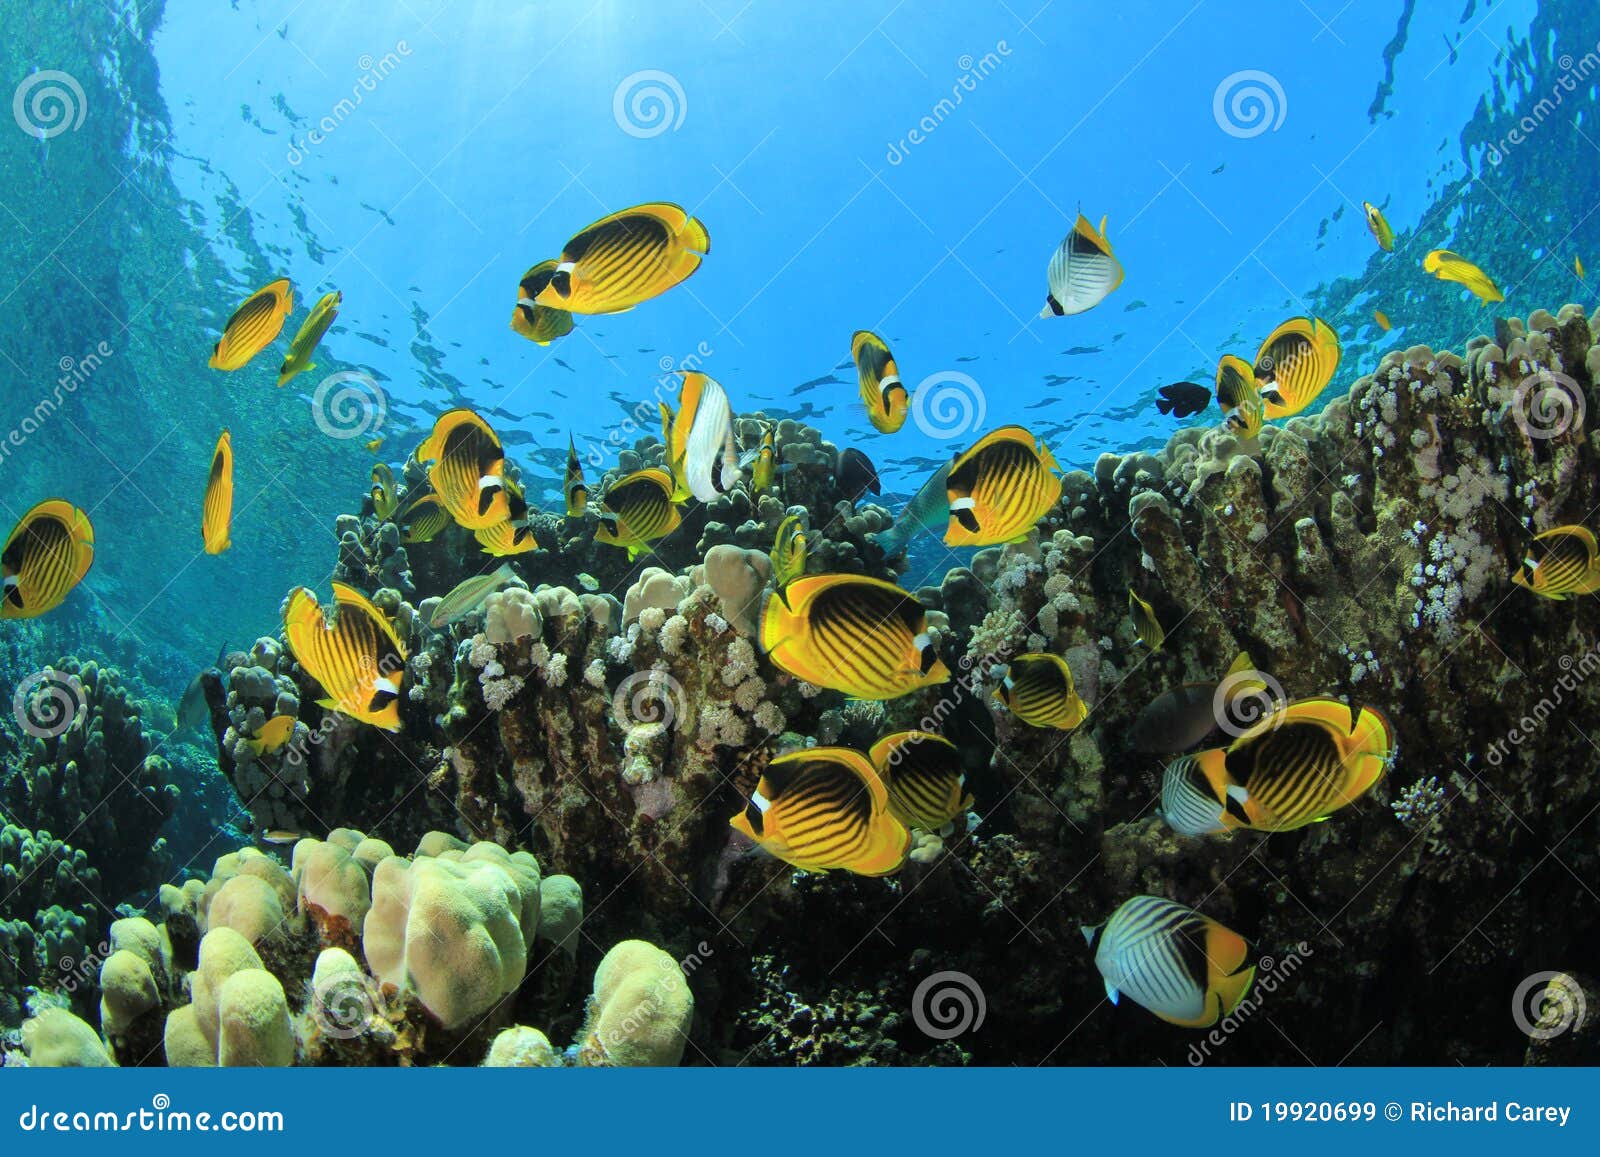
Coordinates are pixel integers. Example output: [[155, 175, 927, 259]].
[[878, 373, 901, 390], [478, 475, 501, 492], [950, 497, 975, 513], [750, 790, 771, 813], [373, 675, 400, 695], [556, 261, 576, 274]]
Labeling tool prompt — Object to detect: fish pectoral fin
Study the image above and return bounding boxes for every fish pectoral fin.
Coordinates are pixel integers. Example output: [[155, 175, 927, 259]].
[[1103, 981, 1120, 1005]]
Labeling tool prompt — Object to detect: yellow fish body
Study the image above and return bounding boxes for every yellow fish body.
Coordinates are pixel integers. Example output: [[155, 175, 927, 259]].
[[1362, 201, 1395, 251], [596, 468, 680, 559], [729, 746, 910, 876], [1127, 587, 1164, 651], [278, 289, 341, 386], [416, 408, 512, 530], [398, 494, 449, 544], [534, 203, 709, 315], [944, 425, 1062, 547], [995, 652, 1088, 730], [565, 436, 588, 517], [868, 731, 973, 832], [1423, 249, 1504, 303], [769, 514, 807, 598], [751, 424, 778, 493], [202, 429, 234, 555], [370, 463, 398, 521], [851, 330, 908, 433], [210, 278, 294, 371], [242, 714, 296, 756], [760, 573, 950, 701], [510, 260, 575, 345], [1254, 316, 1340, 419], [283, 582, 408, 732], [1215, 355, 1264, 439], [1374, 309, 1392, 332], [1513, 525, 1600, 600], [1, 499, 94, 619]]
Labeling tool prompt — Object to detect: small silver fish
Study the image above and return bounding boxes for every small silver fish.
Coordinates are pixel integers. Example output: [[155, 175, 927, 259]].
[[429, 563, 518, 628], [576, 572, 599, 592]]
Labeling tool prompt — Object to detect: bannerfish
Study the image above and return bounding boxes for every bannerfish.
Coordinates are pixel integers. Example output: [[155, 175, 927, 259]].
[[1423, 249, 1504, 303], [1040, 213, 1124, 317], [868, 730, 973, 832], [596, 468, 680, 560], [277, 289, 341, 386], [370, 463, 398, 521], [1513, 525, 1600, 600], [1163, 697, 1394, 833], [870, 459, 953, 558], [835, 446, 880, 500], [202, 429, 234, 555], [1362, 201, 1395, 252], [416, 408, 511, 530], [1128, 588, 1164, 651], [429, 563, 519, 628], [533, 202, 709, 315], [1127, 653, 1272, 754], [1254, 316, 1341, 419], [851, 330, 908, 433], [770, 514, 807, 601], [994, 652, 1088, 731], [510, 259, 575, 345], [1155, 381, 1210, 419], [729, 746, 910, 876], [241, 714, 296, 756], [565, 435, 589, 517], [210, 278, 294, 371], [760, 573, 950, 700], [283, 582, 408, 731], [1083, 895, 1256, 1028], [1215, 355, 1264, 439], [1, 499, 94, 619], [945, 425, 1062, 547]]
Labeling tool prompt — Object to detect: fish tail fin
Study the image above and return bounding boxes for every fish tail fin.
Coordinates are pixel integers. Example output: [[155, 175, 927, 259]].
[[1343, 704, 1396, 794], [869, 523, 908, 558], [681, 214, 711, 255]]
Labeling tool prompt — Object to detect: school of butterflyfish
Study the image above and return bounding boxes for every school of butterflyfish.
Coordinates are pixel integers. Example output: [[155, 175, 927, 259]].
[[10, 189, 1572, 1032]]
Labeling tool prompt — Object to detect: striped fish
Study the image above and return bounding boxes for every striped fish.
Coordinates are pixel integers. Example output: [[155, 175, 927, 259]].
[[565, 436, 588, 517], [995, 653, 1087, 731], [770, 514, 807, 601], [283, 582, 408, 731], [1210, 697, 1395, 831], [429, 563, 518, 629], [872, 458, 953, 558], [416, 409, 511, 530], [729, 746, 910, 876], [1513, 525, 1600, 600], [851, 330, 908, 433], [1362, 201, 1395, 252], [1423, 249, 1504, 304], [673, 372, 735, 503], [1128, 587, 1164, 651], [1, 500, 94, 619], [1254, 316, 1341, 419], [868, 731, 974, 832], [533, 202, 709, 316], [209, 278, 293, 371], [1215, 355, 1264, 439], [760, 573, 950, 701], [1039, 213, 1124, 317], [370, 463, 398, 521], [278, 289, 340, 386], [397, 493, 449, 544], [945, 425, 1062, 547], [597, 468, 680, 560], [201, 429, 234, 555], [1158, 754, 1229, 836], [1083, 895, 1256, 1028], [474, 519, 537, 556], [510, 260, 575, 345]]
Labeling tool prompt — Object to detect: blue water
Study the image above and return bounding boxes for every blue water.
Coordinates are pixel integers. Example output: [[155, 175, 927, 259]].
[[1, 0, 1594, 681]]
